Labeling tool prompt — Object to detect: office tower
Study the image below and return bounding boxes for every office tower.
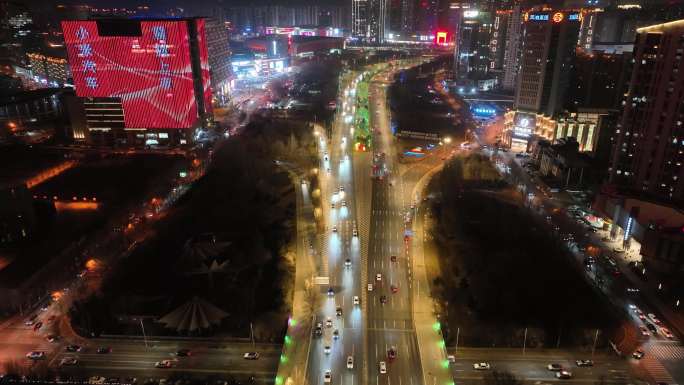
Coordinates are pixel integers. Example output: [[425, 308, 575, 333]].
[[400, 0, 415, 35], [352, 0, 369, 39], [504, 9, 582, 151], [501, 4, 522, 91], [61, 18, 213, 146], [566, 50, 631, 110], [205, 18, 231, 104], [608, 19, 684, 202]]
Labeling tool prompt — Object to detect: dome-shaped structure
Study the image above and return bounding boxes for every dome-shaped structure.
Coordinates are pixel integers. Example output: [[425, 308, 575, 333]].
[[157, 297, 228, 334]]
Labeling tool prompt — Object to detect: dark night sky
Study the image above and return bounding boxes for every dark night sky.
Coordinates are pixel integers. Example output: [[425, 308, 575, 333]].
[[26, 0, 346, 8]]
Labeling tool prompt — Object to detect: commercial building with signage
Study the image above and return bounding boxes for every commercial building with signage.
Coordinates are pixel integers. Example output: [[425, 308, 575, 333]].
[[504, 9, 582, 152], [61, 18, 213, 147]]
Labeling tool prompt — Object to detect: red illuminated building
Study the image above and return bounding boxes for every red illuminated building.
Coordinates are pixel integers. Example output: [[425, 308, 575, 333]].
[[61, 18, 213, 146]]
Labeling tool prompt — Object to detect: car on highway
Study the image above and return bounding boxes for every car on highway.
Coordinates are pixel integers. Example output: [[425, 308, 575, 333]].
[[331, 202, 335, 209], [353, 228, 358, 237], [640, 326, 650, 336], [176, 349, 191, 357], [648, 313, 662, 325], [33, 321, 43, 331], [575, 359, 593, 367], [556, 370, 572, 379], [547, 363, 562, 371], [345, 258, 352, 267], [328, 287, 335, 296], [387, 347, 397, 360], [347, 356, 354, 369], [26, 351, 45, 360], [243, 352, 260, 360], [380, 295, 387, 304], [155, 360, 173, 368], [473, 362, 491, 370], [332, 226, 337, 233], [390, 255, 397, 262], [336, 307, 343, 317], [65, 345, 82, 352], [341, 201, 347, 207], [96, 347, 112, 354], [88, 376, 106, 384], [46, 335, 60, 343], [60, 357, 78, 366], [324, 370, 332, 383], [632, 349, 645, 359], [326, 317, 333, 328], [379, 361, 387, 374], [390, 285, 399, 293], [646, 323, 658, 334], [367, 283, 373, 291], [662, 328, 674, 339], [376, 273, 382, 281], [333, 329, 340, 339]]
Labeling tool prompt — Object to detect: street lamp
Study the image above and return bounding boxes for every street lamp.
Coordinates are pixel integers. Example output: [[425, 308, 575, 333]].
[[443, 136, 452, 144]]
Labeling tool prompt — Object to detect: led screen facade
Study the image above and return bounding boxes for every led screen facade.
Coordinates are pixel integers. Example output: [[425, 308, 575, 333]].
[[62, 20, 199, 129]]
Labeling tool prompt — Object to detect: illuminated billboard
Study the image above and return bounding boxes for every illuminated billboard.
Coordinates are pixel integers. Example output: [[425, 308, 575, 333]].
[[525, 11, 582, 23], [62, 20, 201, 129], [513, 112, 535, 138]]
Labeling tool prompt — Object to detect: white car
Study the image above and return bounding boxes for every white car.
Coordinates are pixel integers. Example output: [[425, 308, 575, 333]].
[[155, 359, 173, 368], [379, 361, 387, 374], [347, 355, 354, 369], [243, 352, 259, 360], [353, 228, 358, 237], [353, 296, 360, 305], [341, 201, 347, 207], [60, 357, 78, 366], [376, 273, 382, 281], [368, 283, 373, 291], [662, 328, 674, 339], [473, 362, 491, 370], [345, 258, 352, 267], [26, 351, 45, 360], [556, 370, 572, 379], [324, 345, 331, 354], [332, 226, 337, 233], [324, 370, 332, 383], [326, 317, 333, 328]]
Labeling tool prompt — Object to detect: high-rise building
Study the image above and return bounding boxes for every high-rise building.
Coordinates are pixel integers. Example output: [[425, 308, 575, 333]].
[[566, 50, 631, 111], [205, 19, 231, 105], [501, 4, 522, 91], [608, 19, 684, 202], [352, 0, 387, 43], [352, 0, 369, 38], [504, 9, 582, 151], [61, 18, 213, 146], [27, 50, 70, 87], [400, 0, 415, 35]]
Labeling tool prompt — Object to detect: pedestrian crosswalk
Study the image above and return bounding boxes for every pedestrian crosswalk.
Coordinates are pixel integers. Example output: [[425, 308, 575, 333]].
[[639, 344, 680, 384], [649, 342, 684, 360]]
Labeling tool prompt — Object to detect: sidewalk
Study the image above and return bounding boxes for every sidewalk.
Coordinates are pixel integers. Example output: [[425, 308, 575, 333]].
[[275, 177, 317, 385], [411, 164, 452, 385]]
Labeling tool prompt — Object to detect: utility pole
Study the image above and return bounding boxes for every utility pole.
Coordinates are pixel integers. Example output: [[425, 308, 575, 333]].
[[250, 322, 256, 350], [591, 329, 599, 357], [455, 327, 460, 353], [140, 319, 149, 349]]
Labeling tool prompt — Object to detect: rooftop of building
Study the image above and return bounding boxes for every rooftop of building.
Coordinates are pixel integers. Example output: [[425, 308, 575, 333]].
[[637, 18, 684, 33]]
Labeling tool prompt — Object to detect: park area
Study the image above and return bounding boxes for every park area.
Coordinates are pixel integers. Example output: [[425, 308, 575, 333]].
[[69, 116, 318, 342], [426, 153, 622, 349]]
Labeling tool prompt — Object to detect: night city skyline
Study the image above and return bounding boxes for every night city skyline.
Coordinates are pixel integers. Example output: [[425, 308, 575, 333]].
[[1, 0, 684, 385]]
